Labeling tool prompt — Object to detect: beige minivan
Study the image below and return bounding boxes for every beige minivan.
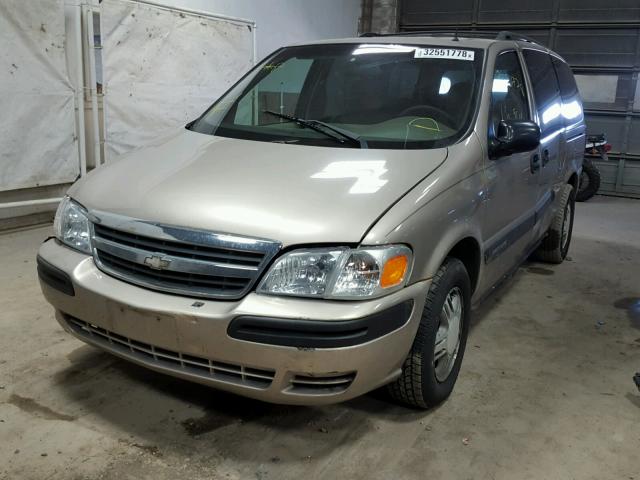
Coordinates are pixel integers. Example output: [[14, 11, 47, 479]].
[[37, 32, 585, 408]]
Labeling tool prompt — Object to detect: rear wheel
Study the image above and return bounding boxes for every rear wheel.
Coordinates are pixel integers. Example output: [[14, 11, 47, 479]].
[[576, 159, 601, 202], [535, 184, 575, 263], [388, 257, 471, 409]]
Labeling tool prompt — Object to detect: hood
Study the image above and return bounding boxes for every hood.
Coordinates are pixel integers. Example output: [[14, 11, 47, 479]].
[[71, 129, 447, 246]]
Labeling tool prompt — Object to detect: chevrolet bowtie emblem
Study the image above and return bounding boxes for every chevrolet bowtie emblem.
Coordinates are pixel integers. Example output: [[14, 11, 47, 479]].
[[144, 254, 172, 270]]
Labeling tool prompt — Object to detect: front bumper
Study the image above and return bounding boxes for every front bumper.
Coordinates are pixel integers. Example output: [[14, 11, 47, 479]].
[[37, 239, 430, 405]]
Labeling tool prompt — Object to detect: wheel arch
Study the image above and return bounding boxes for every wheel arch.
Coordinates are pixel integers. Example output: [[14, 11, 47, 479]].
[[443, 236, 481, 294], [568, 171, 579, 191]]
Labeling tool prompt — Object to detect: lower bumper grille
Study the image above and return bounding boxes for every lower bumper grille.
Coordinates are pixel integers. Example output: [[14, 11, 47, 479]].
[[64, 315, 275, 389], [289, 373, 356, 394]]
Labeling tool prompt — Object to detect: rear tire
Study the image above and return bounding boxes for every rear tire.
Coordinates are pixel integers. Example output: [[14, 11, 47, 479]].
[[388, 258, 471, 409], [576, 159, 600, 202], [535, 184, 575, 264]]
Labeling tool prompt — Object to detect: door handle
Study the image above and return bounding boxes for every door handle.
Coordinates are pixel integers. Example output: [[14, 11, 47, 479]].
[[530, 154, 541, 173], [542, 149, 550, 166]]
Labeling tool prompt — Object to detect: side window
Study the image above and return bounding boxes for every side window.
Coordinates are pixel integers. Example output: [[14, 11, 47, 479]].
[[489, 51, 529, 136], [551, 56, 584, 125], [522, 50, 563, 136]]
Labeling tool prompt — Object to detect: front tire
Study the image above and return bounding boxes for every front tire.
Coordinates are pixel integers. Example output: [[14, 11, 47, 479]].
[[388, 258, 471, 409]]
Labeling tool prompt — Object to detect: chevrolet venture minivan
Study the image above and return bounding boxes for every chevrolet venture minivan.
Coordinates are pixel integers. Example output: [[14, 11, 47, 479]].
[[37, 32, 585, 408]]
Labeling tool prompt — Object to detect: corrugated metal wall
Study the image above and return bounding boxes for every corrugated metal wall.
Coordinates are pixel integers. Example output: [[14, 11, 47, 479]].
[[398, 0, 640, 198]]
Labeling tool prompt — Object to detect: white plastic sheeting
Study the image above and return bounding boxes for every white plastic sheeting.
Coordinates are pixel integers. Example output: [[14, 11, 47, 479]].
[[101, 0, 255, 159], [0, 0, 79, 191]]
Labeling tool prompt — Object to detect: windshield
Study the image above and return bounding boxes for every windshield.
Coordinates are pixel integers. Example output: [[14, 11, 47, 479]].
[[190, 43, 484, 149]]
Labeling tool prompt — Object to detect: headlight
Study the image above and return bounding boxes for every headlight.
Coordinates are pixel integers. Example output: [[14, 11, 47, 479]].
[[53, 196, 91, 254], [257, 245, 412, 299]]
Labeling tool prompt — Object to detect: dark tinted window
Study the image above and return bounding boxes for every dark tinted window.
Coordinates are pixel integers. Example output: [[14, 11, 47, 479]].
[[551, 56, 584, 125], [551, 57, 577, 100], [522, 49, 563, 136], [489, 51, 529, 136]]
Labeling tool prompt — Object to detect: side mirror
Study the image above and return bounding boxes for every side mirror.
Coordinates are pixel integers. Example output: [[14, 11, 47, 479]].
[[489, 120, 540, 159]]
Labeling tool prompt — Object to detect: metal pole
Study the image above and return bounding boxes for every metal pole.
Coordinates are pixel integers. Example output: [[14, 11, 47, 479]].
[[0, 198, 63, 210], [126, 0, 254, 27], [252, 22, 258, 65], [74, 2, 87, 176], [85, 3, 102, 167]]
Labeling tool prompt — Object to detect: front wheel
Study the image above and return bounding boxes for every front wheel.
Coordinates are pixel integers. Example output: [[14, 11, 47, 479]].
[[388, 257, 471, 409]]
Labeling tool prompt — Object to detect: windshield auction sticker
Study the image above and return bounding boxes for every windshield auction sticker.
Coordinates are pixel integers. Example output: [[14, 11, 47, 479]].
[[414, 48, 475, 60]]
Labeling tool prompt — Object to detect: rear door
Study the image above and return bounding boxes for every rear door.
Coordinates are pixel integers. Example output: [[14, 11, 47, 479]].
[[482, 50, 540, 285], [551, 55, 586, 191], [522, 49, 565, 238]]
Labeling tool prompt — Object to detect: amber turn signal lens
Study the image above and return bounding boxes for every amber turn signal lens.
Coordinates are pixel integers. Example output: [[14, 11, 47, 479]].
[[380, 254, 408, 288]]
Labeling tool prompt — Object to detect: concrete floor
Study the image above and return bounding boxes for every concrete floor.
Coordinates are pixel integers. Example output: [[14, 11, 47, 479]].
[[1, 195, 639, 480]]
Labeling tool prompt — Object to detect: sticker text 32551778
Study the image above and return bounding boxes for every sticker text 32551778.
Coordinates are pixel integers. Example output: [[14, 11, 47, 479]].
[[414, 48, 475, 61]]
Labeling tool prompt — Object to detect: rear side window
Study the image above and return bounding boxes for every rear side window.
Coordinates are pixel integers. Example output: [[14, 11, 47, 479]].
[[522, 50, 563, 136], [551, 56, 584, 125], [489, 51, 529, 136]]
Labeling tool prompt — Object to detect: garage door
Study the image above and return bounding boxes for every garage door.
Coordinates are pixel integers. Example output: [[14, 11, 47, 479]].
[[399, 0, 640, 198]]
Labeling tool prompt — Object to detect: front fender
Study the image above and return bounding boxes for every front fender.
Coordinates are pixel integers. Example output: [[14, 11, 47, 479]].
[[372, 173, 484, 285], [362, 135, 486, 290]]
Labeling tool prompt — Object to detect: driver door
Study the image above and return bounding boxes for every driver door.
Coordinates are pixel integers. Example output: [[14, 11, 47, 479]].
[[482, 50, 541, 287]]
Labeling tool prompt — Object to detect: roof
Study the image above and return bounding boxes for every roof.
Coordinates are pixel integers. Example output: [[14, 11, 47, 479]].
[[292, 36, 498, 49], [290, 31, 548, 52]]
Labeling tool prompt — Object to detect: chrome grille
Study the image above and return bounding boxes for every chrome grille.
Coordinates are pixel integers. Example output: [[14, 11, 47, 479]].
[[65, 315, 275, 389], [90, 211, 280, 300]]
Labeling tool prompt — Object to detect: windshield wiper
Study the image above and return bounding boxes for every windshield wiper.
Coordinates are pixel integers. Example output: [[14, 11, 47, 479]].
[[263, 110, 366, 148]]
